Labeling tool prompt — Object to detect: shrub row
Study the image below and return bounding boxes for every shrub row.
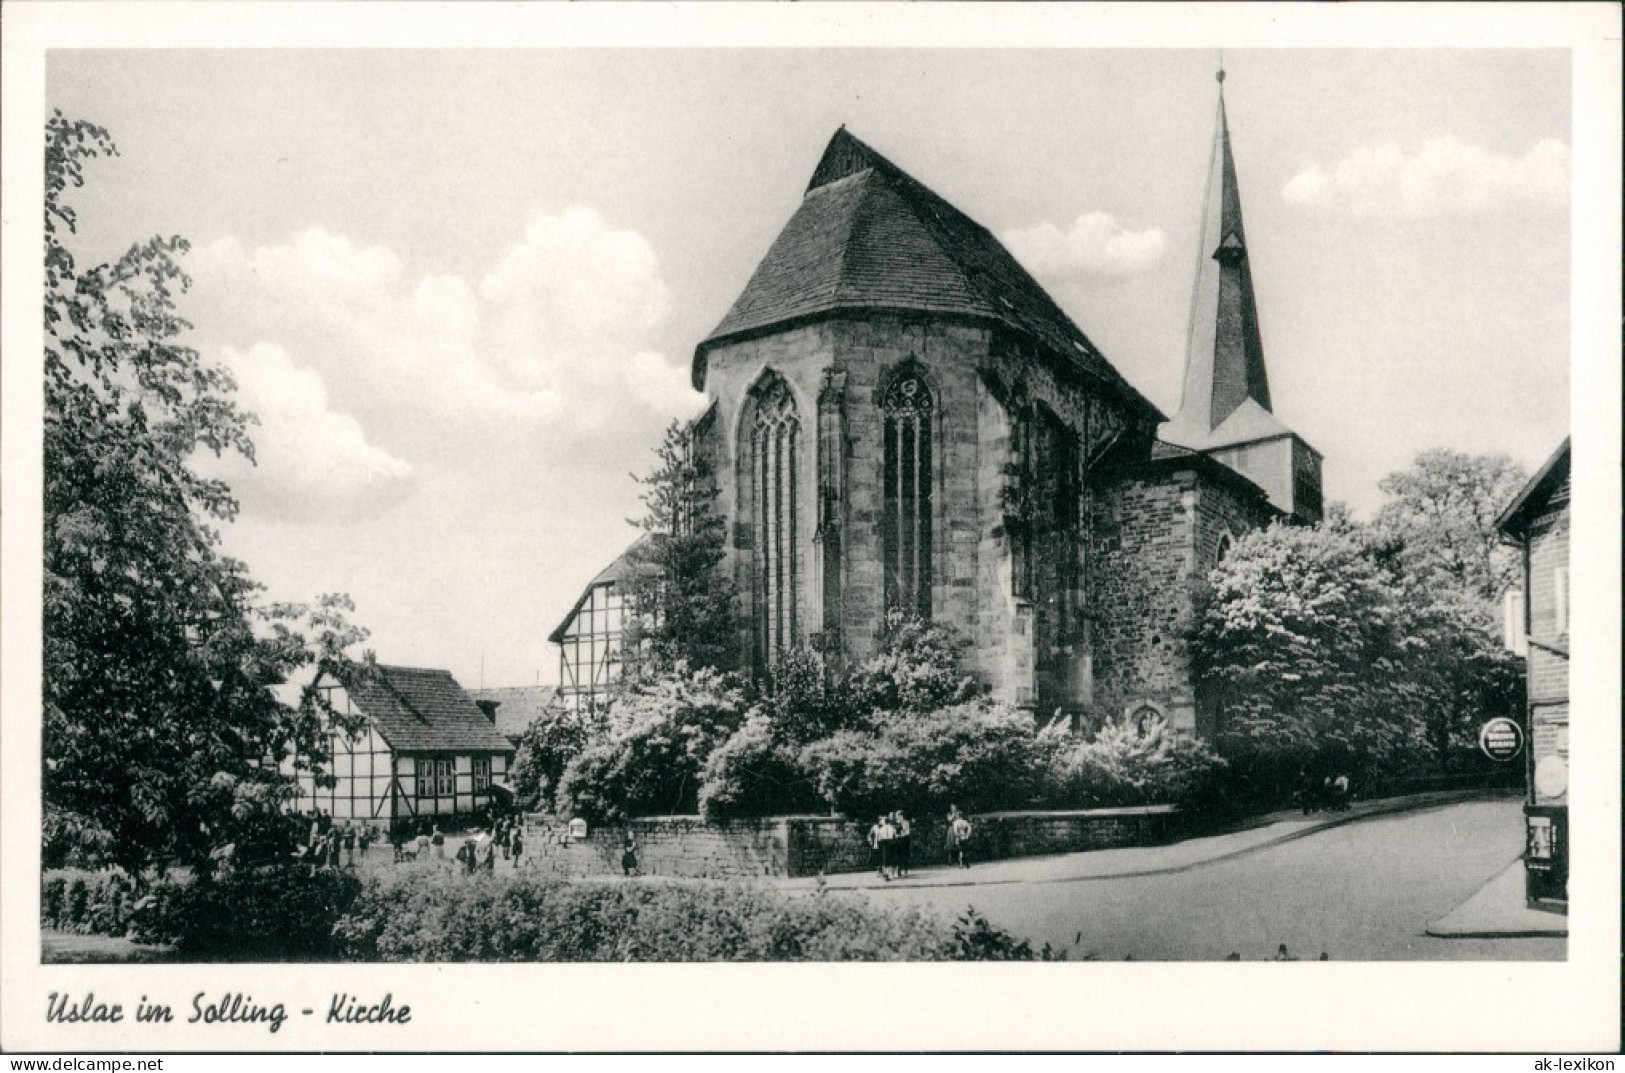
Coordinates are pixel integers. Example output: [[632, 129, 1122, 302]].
[[40, 870, 143, 936], [46, 865, 1055, 962]]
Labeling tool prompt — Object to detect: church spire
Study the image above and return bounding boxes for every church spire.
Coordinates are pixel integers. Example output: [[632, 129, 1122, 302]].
[[1169, 67, 1273, 438]]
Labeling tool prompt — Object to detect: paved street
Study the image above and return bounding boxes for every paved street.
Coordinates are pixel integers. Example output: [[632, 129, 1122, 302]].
[[841, 798, 1565, 961]]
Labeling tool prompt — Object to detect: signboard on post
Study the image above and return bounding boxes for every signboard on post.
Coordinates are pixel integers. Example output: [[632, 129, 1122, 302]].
[[1478, 716, 1525, 762]]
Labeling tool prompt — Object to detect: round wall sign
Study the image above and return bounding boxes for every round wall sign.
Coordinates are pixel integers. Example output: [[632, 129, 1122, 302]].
[[1478, 717, 1525, 762], [1534, 755, 1568, 799]]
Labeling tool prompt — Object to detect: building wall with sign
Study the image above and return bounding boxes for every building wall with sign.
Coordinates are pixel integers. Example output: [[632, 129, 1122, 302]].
[[1496, 439, 1570, 911]]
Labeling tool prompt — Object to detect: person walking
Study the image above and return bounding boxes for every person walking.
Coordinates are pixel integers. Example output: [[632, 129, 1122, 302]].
[[621, 832, 639, 877], [341, 823, 357, 868], [431, 824, 445, 861], [947, 805, 973, 869], [892, 811, 912, 878], [510, 826, 525, 870], [868, 814, 894, 880]]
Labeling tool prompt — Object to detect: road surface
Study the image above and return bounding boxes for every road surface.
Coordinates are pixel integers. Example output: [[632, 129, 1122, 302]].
[[849, 798, 1564, 961]]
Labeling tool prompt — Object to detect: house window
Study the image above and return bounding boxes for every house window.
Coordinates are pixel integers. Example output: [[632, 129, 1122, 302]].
[[472, 757, 491, 792], [417, 758, 453, 798], [882, 371, 934, 618], [748, 372, 801, 671]]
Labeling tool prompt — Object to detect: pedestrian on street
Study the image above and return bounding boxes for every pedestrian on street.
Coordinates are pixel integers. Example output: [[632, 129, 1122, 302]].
[[621, 832, 639, 876], [341, 823, 357, 868], [510, 826, 525, 869], [431, 825, 445, 861], [456, 838, 476, 875], [947, 805, 972, 869], [868, 814, 895, 880], [892, 811, 912, 878]]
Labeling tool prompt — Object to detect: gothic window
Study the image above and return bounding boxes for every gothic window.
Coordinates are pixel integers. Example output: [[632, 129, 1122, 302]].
[[749, 373, 801, 671], [882, 371, 934, 618]]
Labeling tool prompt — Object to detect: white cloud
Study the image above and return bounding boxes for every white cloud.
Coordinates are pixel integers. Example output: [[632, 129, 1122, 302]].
[[1001, 211, 1167, 280], [194, 209, 704, 437], [196, 343, 416, 523], [1282, 137, 1570, 217]]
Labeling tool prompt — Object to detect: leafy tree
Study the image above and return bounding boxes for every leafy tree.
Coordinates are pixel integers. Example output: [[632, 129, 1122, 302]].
[[43, 113, 371, 873], [622, 420, 740, 675], [1192, 521, 1424, 785], [508, 702, 604, 812], [1371, 448, 1528, 609], [555, 663, 746, 820]]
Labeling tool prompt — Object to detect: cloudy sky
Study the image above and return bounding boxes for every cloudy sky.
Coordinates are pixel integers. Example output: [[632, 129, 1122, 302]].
[[44, 44, 1574, 690]]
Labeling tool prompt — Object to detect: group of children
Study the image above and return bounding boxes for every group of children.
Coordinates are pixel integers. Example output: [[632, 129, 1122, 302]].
[[388, 815, 526, 873], [301, 813, 377, 869], [867, 805, 975, 880]]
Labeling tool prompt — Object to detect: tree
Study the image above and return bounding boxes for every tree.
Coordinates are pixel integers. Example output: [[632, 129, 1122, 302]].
[[1371, 449, 1529, 610], [43, 113, 371, 873], [1192, 521, 1425, 785], [621, 420, 740, 675]]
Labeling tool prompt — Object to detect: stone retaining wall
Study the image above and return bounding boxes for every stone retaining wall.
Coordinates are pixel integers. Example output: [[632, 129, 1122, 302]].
[[520, 806, 1178, 880]]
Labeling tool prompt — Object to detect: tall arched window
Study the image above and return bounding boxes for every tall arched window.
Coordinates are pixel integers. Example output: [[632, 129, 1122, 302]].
[[749, 373, 800, 671], [882, 369, 933, 618]]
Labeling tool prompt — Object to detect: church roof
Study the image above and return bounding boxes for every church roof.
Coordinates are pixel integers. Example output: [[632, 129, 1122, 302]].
[[693, 128, 1161, 420], [1163, 80, 1277, 443], [1163, 396, 1294, 452], [346, 665, 515, 755]]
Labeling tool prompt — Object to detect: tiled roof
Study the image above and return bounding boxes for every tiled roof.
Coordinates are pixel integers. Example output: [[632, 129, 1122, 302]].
[[469, 685, 558, 741], [693, 128, 1161, 420], [346, 665, 514, 754]]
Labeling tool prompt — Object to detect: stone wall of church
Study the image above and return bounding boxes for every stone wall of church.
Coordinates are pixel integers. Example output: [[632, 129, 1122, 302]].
[[702, 323, 839, 655], [828, 316, 991, 664], [1088, 465, 1271, 732]]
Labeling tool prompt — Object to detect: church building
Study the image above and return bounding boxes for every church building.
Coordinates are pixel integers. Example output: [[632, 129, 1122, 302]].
[[554, 75, 1322, 734]]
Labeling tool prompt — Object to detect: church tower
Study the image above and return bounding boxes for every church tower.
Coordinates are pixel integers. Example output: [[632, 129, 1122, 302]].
[[1161, 69, 1323, 524]]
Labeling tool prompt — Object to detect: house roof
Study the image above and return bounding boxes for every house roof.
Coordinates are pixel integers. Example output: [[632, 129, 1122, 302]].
[[345, 665, 514, 754], [692, 128, 1162, 421], [1496, 437, 1571, 539], [546, 533, 653, 645], [469, 685, 558, 741]]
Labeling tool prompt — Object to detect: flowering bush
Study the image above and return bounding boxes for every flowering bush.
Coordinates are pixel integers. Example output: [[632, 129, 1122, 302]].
[[555, 663, 747, 820], [802, 700, 1046, 819], [697, 710, 824, 819], [1037, 715, 1227, 809]]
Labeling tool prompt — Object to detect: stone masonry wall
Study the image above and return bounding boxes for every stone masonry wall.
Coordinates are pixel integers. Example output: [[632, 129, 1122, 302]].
[[520, 807, 1178, 879], [1089, 468, 1202, 729]]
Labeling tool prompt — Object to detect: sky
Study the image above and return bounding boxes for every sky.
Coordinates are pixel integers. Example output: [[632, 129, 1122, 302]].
[[44, 45, 1574, 691]]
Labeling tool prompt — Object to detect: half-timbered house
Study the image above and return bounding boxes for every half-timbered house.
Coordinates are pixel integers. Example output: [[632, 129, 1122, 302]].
[[295, 664, 515, 832]]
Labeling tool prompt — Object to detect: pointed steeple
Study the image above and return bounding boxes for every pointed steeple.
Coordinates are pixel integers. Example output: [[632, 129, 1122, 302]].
[[1167, 69, 1275, 443], [1162, 69, 1323, 525]]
